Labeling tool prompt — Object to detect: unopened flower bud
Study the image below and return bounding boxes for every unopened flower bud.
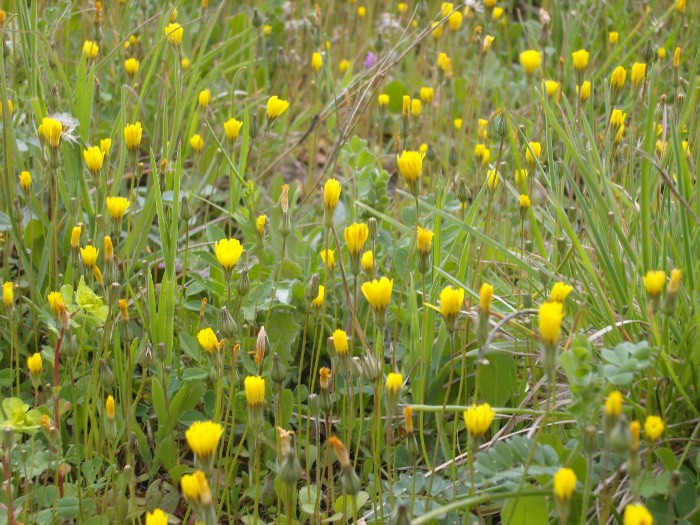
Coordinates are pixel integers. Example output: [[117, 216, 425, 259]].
[[368, 218, 378, 242], [306, 274, 320, 303], [220, 306, 237, 339], [271, 353, 287, 385]]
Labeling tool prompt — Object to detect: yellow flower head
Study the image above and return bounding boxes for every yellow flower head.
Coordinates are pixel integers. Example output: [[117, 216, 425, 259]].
[[256, 214, 267, 236], [80, 245, 99, 268], [519, 50, 542, 75], [676, 0, 686, 12], [431, 21, 444, 40], [83, 146, 104, 175], [631, 62, 646, 87], [492, 7, 505, 21], [487, 169, 499, 190], [402, 95, 411, 116], [454, 118, 463, 130], [324, 178, 342, 212], [19, 171, 32, 192], [105, 394, 115, 420], [266, 96, 290, 120], [145, 509, 168, 525], [186, 420, 223, 458], [197, 327, 222, 354], [40, 117, 63, 149], [463, 403, 495, 437], [47, 291, 65, 313], [397, 2, 408, 14], [644, 415, 664, 442], [198, 89, 212, 109], [411, 98, 422, 117], [2, 281, 12, 307], [479, 283, 493, 312], [538, 301, 564, 346], [100, 138, 112, 156], [610, 66, 627, 89], [215, 238, 244, 272], [623, 503, 654, 525], [482, 35, 495, 53], [124, 122, 142, 150], [224, 118, 243, 141], [643, 270, 666, 297], [164, 23, 184, 46], [27, 352, 42, 376], [339, 59, 350, 73], [572, 49, 589, 71], [525, 141, 542, 166], [416, 227, 434, 255], [332, 329, 349, 356], [630, 420, 641, 451], [244, 375, 266, 408], [484, 0, 497, 7], [181, 57, 191, 69], [604, 390, 623, 417], [361, 251, 374, 274], [577, 81, 591, 102], [319, 367, 331, 390], [609, 31, 619, 44], [106, 196, 130, 221], [658, 47, 666, 59], [386, 372, 403, 395], [328, 436, 351, 467], [312, 285, 325, 309], [553, 468, 576, 502], [668, 268, 682, 294], [474, 143, 490, 165], [378, 94, 390, 108], [124, 58, 139, 77], [437, 52, 452, 75], [71, 226, 82, 249], [419, 87, 434, 103], [515, 169, 528, 185], [320, 249, 335, 271], [357, 6, 366, 17], [190, 133, 204, 153], [312, 52, 323, 73], [673, 46, 681, 68], [550, 282, 573, 303], [519, 194, 531, 209], [180, 471, 212, 505], [361, 276, 393, 313], [544, 80, 560, 98], [478, 118, 489, 140], [397, 150, 423, 182], [83, 40, 99, 58], [344, 223, 369, 257], [448, 10, 462, 31]]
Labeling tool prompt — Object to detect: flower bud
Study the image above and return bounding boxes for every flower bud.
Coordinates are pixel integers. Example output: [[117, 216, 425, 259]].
[[238, 266, 250, 297], [220, 306, 237, 339], [368, 218, 378, 242], [306, 274, 320, 303], [271, 352, 287, 385], [181, 195, 193, 222]]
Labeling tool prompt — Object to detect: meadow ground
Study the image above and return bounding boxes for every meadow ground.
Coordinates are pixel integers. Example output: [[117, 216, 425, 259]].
[[0, 0, 699, 524]]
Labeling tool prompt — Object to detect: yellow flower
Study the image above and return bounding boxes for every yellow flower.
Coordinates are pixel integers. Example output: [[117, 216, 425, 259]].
[[577, 81, 591, 102], [487, 169, 499, 190], [410, 99, 421, 117], [215, 238, 244, 272], [623, 503, 654, 525], [324, 178, 341, 212], [19, 171, 32, 193], [2, 281, 12, 307], [479, 283, 493, 312], [484, 0, 497, 7], [164, 23, 184, 46], [328, 436, 351, 467], [71, 226, 82, 249], [83, 40, 99, 58], [478, 118, 489, 140], [571, 49, 589, 70], [0, 99, 13, 116], [320, 249, 335, 271], [631, 62, 646, 87], [312, 52, 323, 73], [124, 122, 142, 150], [439, 286, 464, 322], [344, 223, 369, 257], [357, 6, 366, 17], [145, 508, 168, 525], [675, 0, 686, 13], [538, 301, 564, 346], [105, 395, 115, 420], [402, 95, 410, 115], [361, 251, 374, 274], [525, 141, 542, 166], [386, 372, 403, 395], [644, 415, 664, 442], [339, 59, 350, 73], [106, 196, 130, 221], [463, 403, 495, 437], [419, 87, 434, 103], [519, 194, 531, 209], [437, 52, 452, 76], [668, 268, 682, 294], [266, 96, 290, 120], [604, 391, 623, 417], [454, 118, 463, 130], [544, 80, 560, 98], [448, 10, 462, 30], [180, 471, 212, 505], [27, 353, 42, 376], [492, 6, 504, 20], [609, 31, 619, 44], [40, 117, 62, 149], [643, 270, 666, 297], [515, 169, 528, 185], [673, 46, 681, 68], [197, 327, 221, 354], [482, 35, 495, 53], [658, 47, 666, 59], [48, 291, 65, 313], [224, 118, 243, 141], [186, 420, 223, 458], [256, 214, 267, 236], [190, 134, 204, 152], [80, 245, 99, 268], [553, 468, 576, 502], [397, 150, 423, 182], [550, 282, 573, 303], [474, 144, 490, 165], [397, 2, 407, 14], [361, 276, 393, 314], [630, 420, 641, 451], [100, 138, 112, 156], [181, 57, 191, 69], [262, 25, 272, 36], [519, 50, 542, 75], [610, 66, 627, 90], [83, 146, 104, 175], [244, 376, 266, 408], [332, 329, 349, 356], [416, 227, 434, 255], [378, 94, 389, 108], [319, 367, 331, 390], [312, 285, 325, 309], [124, 57, 139, 77], [198, 89, 211, 109], [431, 21, 443, 40]]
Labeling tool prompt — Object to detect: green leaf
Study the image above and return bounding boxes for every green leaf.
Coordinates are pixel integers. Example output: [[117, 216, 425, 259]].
[[55, 496, 80, 519], [501, 495, 549, 525]]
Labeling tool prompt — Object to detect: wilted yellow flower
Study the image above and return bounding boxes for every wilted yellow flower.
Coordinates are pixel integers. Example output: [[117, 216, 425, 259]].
[[609, 31, 619, 44], [538, 301, 564, 346], [180, 471, 212, 505], [386, 372, 403, 395], [610, 66, 626, 90], [604, 391, 623, 417], [164, 23, 184, 46], [105, 395, 115, 420], [80, 245, 99, 268], [361, 277, 393, 314], [320, 249, 335, 271], [339, 59, 350, 73], [19, 171, 32, 193], [448, 10, 462, 30], [256, 215, 267, 236], [345, 223, 369, 257], [83, 146, 104, 175], [668, 268, 682, 293], [577, 81, 591, 101], [244, 376, 266, 408], [224, 118, 243, 141], [190, 134, 204, 152], [103, 236, 113, 263], [431, 21, 443, 40], [519, 50, 542, 75], [328, 436, 351, 467], [333, 329, 349, 356], [416, 227, 434, 254], [572, 49, 589, 70], [487, 169, 499, 190], [419, 87, 434, 103], [105, 196, 130, 221], [40, 117, 63, 149], [623, 503, 654, 525], [479, 283, 493, 312], [525, 141, 542, 166], [198, 89, 211, 109], [145, 509, 168, 525], [266, 96, 290, 120], [553, 468, 576, 502], [551, 282, 573, 303], [71, 226, 82, 249], [630, 420, 641, 451], [378, 94, 389, 108], [312, 285, 325, 309], [631, 62, 646, 87], [124, 57, 139, 77], [215, 238, 244, 272], [186, 420, 223, 458], [83, 40, 99, 58], [311, 52, 323, 73], [197, 327, 221, 354], [644, 415, 664, 442], [124, 122, 142, 150], [324, 178, 341, 213], [463, 403, 495, 437], [2, 282, 12, 307], [643, 270, 666, 297]]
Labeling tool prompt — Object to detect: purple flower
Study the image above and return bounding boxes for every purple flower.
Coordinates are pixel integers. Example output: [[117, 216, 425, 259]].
[[364, 52, 378, 69]]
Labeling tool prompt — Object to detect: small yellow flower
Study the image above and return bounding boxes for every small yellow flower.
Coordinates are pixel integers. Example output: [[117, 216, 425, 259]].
[[83, 40, 99, 58], [386, 372, 403, 395], [0, 99, 13, 116], [71, 226, 82, 248], [525, 141, 542, 166], [397, 150, 423, 182], [454, 118, 463, 130], [402, 95, 410, 115], [479, 283, 493, 312], [643, 270, 666, 298], [181, 57, 191, 69], [124, 122, 142, 150], [262, 25, 272, 36], [312, 285, 325, 309], [106, 196, 130, 221], [332, 329, 349, 356], [610, 66, 627, 90], [323, 178, 341, 213], [431, 21, 443, 40], [538, 301, 564, 346], [419, 87, 434, 103], [673, 46, 681, 68], [47, 291, 65, 313], [180, 471, 212, 505], [164, 23, 184, 46], [668, 268, 682, 293], [27, 353, 42, 376], [328, 436, 351, 467], [214, 238, 244, 272], [320, 249, 335, 271], [487, 169, 499, 190], [675, 0, 686, 13], [604, 391, 623, 417], [439, 286, 464, 323], [224, 118, 243, 141], [378, 94, 389, 108], [658, 47, 666, 59], [190, 134, 204, 153], [40, 117, 63, 149], [256, 214, 267, 236], [474, 144, 490, 165], [266, 96, 290, 120], [519, 50, 542, 75], [244, 376, 266, 408], [492, 6, 504, 21], [344, 223, 369, 257], [80, 245, 99, 268], [100, 138, 112, 157], [514, 169, 528, 185], [186, 420, 223, 458], [198, 89, 211, 109], [416, 227, 434, 255], [361, 276, 393, 314], [577, 81, 591, 102], [83, 146, 104, 175], [19, 171, 32, 193], [397, 2, 407, 14], [631, 62, 646, 87], [145, 508, 168, 525], [644, 416, 664, 442], [357, 6, 366, 17], [623, 503, 654, 525], [463, 403, 496, 437], [339, 59, 350, 73], [609, 31, 619, 45], [319, 367, 331, 390], [482, 35, 495, 53], [553, 468, 576, 502], [448, 10, 462, 30], [124, 57, 139, 77], [411, 99, 421, 117], [2, 282, 13, 307], [312, 52, 323, 73], [361, 250, 374, 274], [478, 118, 489, 140], [544, 80, 560, 98], [197, 327, 221, 354], [550, 282, 573, 303], [105, 395, 115, 420], [571, 49, 589, 70], [437, 52, 452, 76], [519, 194, 531, 210]]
